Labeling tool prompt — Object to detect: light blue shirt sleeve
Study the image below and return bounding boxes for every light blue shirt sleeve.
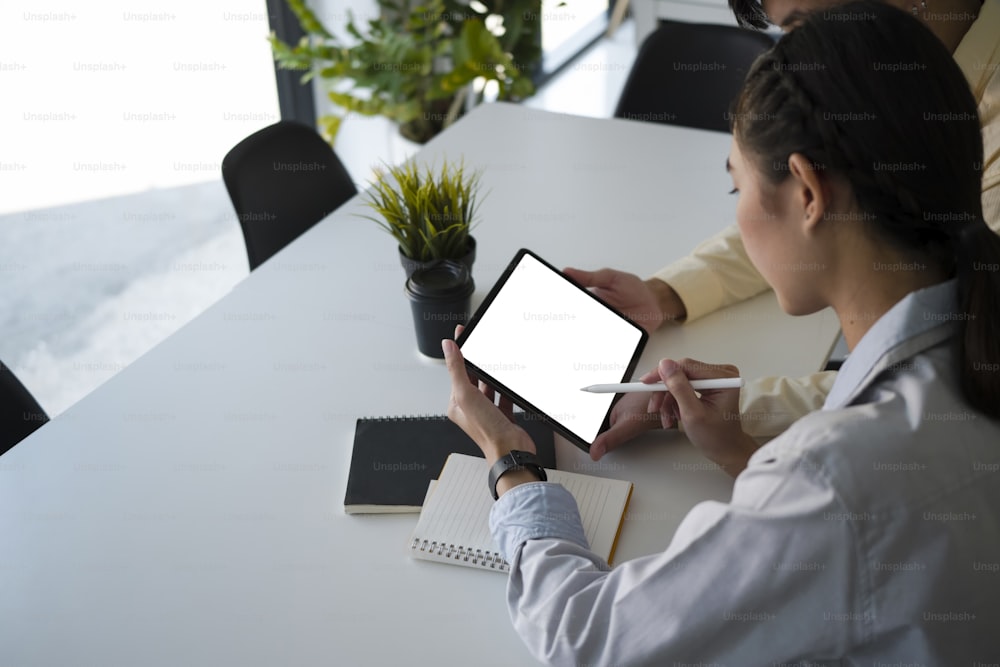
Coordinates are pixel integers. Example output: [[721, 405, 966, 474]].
[[486, 455, 860, 667], [488, 482, 589, 561]]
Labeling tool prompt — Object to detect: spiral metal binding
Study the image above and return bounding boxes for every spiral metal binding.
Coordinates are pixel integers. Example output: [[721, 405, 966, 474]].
[[411, 538, 509, 572], [362, 415, 450, 422]]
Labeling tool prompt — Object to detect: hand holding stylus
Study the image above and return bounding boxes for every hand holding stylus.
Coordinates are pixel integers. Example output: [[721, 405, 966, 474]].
[[590, 359, 757, 478]]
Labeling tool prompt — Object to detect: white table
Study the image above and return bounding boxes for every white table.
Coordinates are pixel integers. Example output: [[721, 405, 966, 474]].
[[0, 103, 839, 665]]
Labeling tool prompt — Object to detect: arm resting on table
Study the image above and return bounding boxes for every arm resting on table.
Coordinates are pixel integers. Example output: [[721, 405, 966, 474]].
[[739, 371, 839, 439], [652, 223, 770, 323]]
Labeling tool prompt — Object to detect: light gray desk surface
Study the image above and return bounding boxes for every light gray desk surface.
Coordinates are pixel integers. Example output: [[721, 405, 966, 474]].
[[0, 103, 839, 665]]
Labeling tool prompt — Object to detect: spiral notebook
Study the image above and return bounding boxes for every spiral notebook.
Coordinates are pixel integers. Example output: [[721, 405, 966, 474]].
[[345, 414, 556, 514], [408, 453, 633, 573]]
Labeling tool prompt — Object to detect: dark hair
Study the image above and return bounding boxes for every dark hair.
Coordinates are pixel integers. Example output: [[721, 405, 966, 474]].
[[729, 0, 770, 29], [732, 1, 1000, 419]]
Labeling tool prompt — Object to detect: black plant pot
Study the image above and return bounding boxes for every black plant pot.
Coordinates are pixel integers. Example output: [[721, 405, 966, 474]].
[[398, 236, 476, 280], [404, 261, 475, 358]]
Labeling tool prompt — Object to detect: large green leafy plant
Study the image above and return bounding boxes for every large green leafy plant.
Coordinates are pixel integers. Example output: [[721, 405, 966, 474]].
[[360, 158, 483, 261], [270, 0, 541, 144]]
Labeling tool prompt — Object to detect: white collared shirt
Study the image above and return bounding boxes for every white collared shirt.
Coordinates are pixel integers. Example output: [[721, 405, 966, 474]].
[[489, 280, 1000, 666]]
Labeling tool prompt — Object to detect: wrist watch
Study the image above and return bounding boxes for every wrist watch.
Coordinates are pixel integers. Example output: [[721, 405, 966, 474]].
[[488, 450, 547, 500]]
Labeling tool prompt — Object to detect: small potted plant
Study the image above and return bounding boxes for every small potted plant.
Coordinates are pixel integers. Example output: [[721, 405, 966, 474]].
[[360, 157, 483, 278]]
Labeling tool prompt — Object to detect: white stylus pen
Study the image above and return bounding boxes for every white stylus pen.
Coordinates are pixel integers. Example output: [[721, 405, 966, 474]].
[[581, 378, 744, 393]]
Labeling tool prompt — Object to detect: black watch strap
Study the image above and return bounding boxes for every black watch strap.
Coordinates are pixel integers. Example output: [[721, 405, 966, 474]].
[[488, 450, 547, 500]]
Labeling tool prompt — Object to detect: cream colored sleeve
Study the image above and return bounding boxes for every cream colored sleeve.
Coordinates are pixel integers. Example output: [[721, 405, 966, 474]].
[[653, 223, 836, 436], [651, 223, 771, 322], [982, 178, 1000, 235], [738, 371, 839, 439]]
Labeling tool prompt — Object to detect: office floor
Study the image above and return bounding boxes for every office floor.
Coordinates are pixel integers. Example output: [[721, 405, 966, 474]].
[[2, 22, 638, 417]]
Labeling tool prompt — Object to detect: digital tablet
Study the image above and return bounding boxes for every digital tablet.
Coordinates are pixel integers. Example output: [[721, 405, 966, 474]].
[[456, 249, 648, 452]]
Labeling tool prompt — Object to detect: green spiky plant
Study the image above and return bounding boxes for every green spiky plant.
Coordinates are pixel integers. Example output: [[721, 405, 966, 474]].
[[360, 158, 483, 262], [269, 0, 541, 144]]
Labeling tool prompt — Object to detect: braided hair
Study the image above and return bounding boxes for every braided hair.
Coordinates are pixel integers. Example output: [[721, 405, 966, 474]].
[[732, 0, 1000, 419]]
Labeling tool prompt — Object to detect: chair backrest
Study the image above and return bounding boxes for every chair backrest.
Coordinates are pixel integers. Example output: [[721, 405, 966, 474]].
[[222, 121, 358, 270], [614, 21, 775, 133], [1, 360, 48, 456]]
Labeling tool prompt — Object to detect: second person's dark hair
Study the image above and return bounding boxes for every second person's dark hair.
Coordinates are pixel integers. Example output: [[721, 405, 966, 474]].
[[731, 0, 1000, 419], [729, 0, 771, 29]]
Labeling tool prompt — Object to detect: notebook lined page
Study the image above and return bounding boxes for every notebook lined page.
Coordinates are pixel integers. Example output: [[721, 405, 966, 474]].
[[408, 453, 633, 573]]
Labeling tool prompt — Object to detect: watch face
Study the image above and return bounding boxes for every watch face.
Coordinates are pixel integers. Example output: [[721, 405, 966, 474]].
[[510, 450, 533, 465], [490, 451, 546, 499]]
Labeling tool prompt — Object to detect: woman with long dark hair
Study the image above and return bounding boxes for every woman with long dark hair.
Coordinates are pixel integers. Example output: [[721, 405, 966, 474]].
[[566, 0, 997, 448], [441, 2, 1000, 663]]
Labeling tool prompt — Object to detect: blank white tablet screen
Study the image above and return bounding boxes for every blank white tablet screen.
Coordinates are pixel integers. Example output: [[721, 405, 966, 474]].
[[460, 253, 644, 444]]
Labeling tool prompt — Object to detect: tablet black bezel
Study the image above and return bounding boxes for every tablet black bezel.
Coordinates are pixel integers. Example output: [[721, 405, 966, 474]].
[[455, 248, 649, 452]]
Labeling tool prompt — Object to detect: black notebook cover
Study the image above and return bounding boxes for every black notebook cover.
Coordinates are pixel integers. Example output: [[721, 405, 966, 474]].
[[344, 413, 556, 514]]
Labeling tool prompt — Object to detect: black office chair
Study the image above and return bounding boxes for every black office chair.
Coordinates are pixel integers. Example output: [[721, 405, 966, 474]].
[[222, 121, 358, 271], [1, 360, 48, 456], [614, 21, 775, 133]]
